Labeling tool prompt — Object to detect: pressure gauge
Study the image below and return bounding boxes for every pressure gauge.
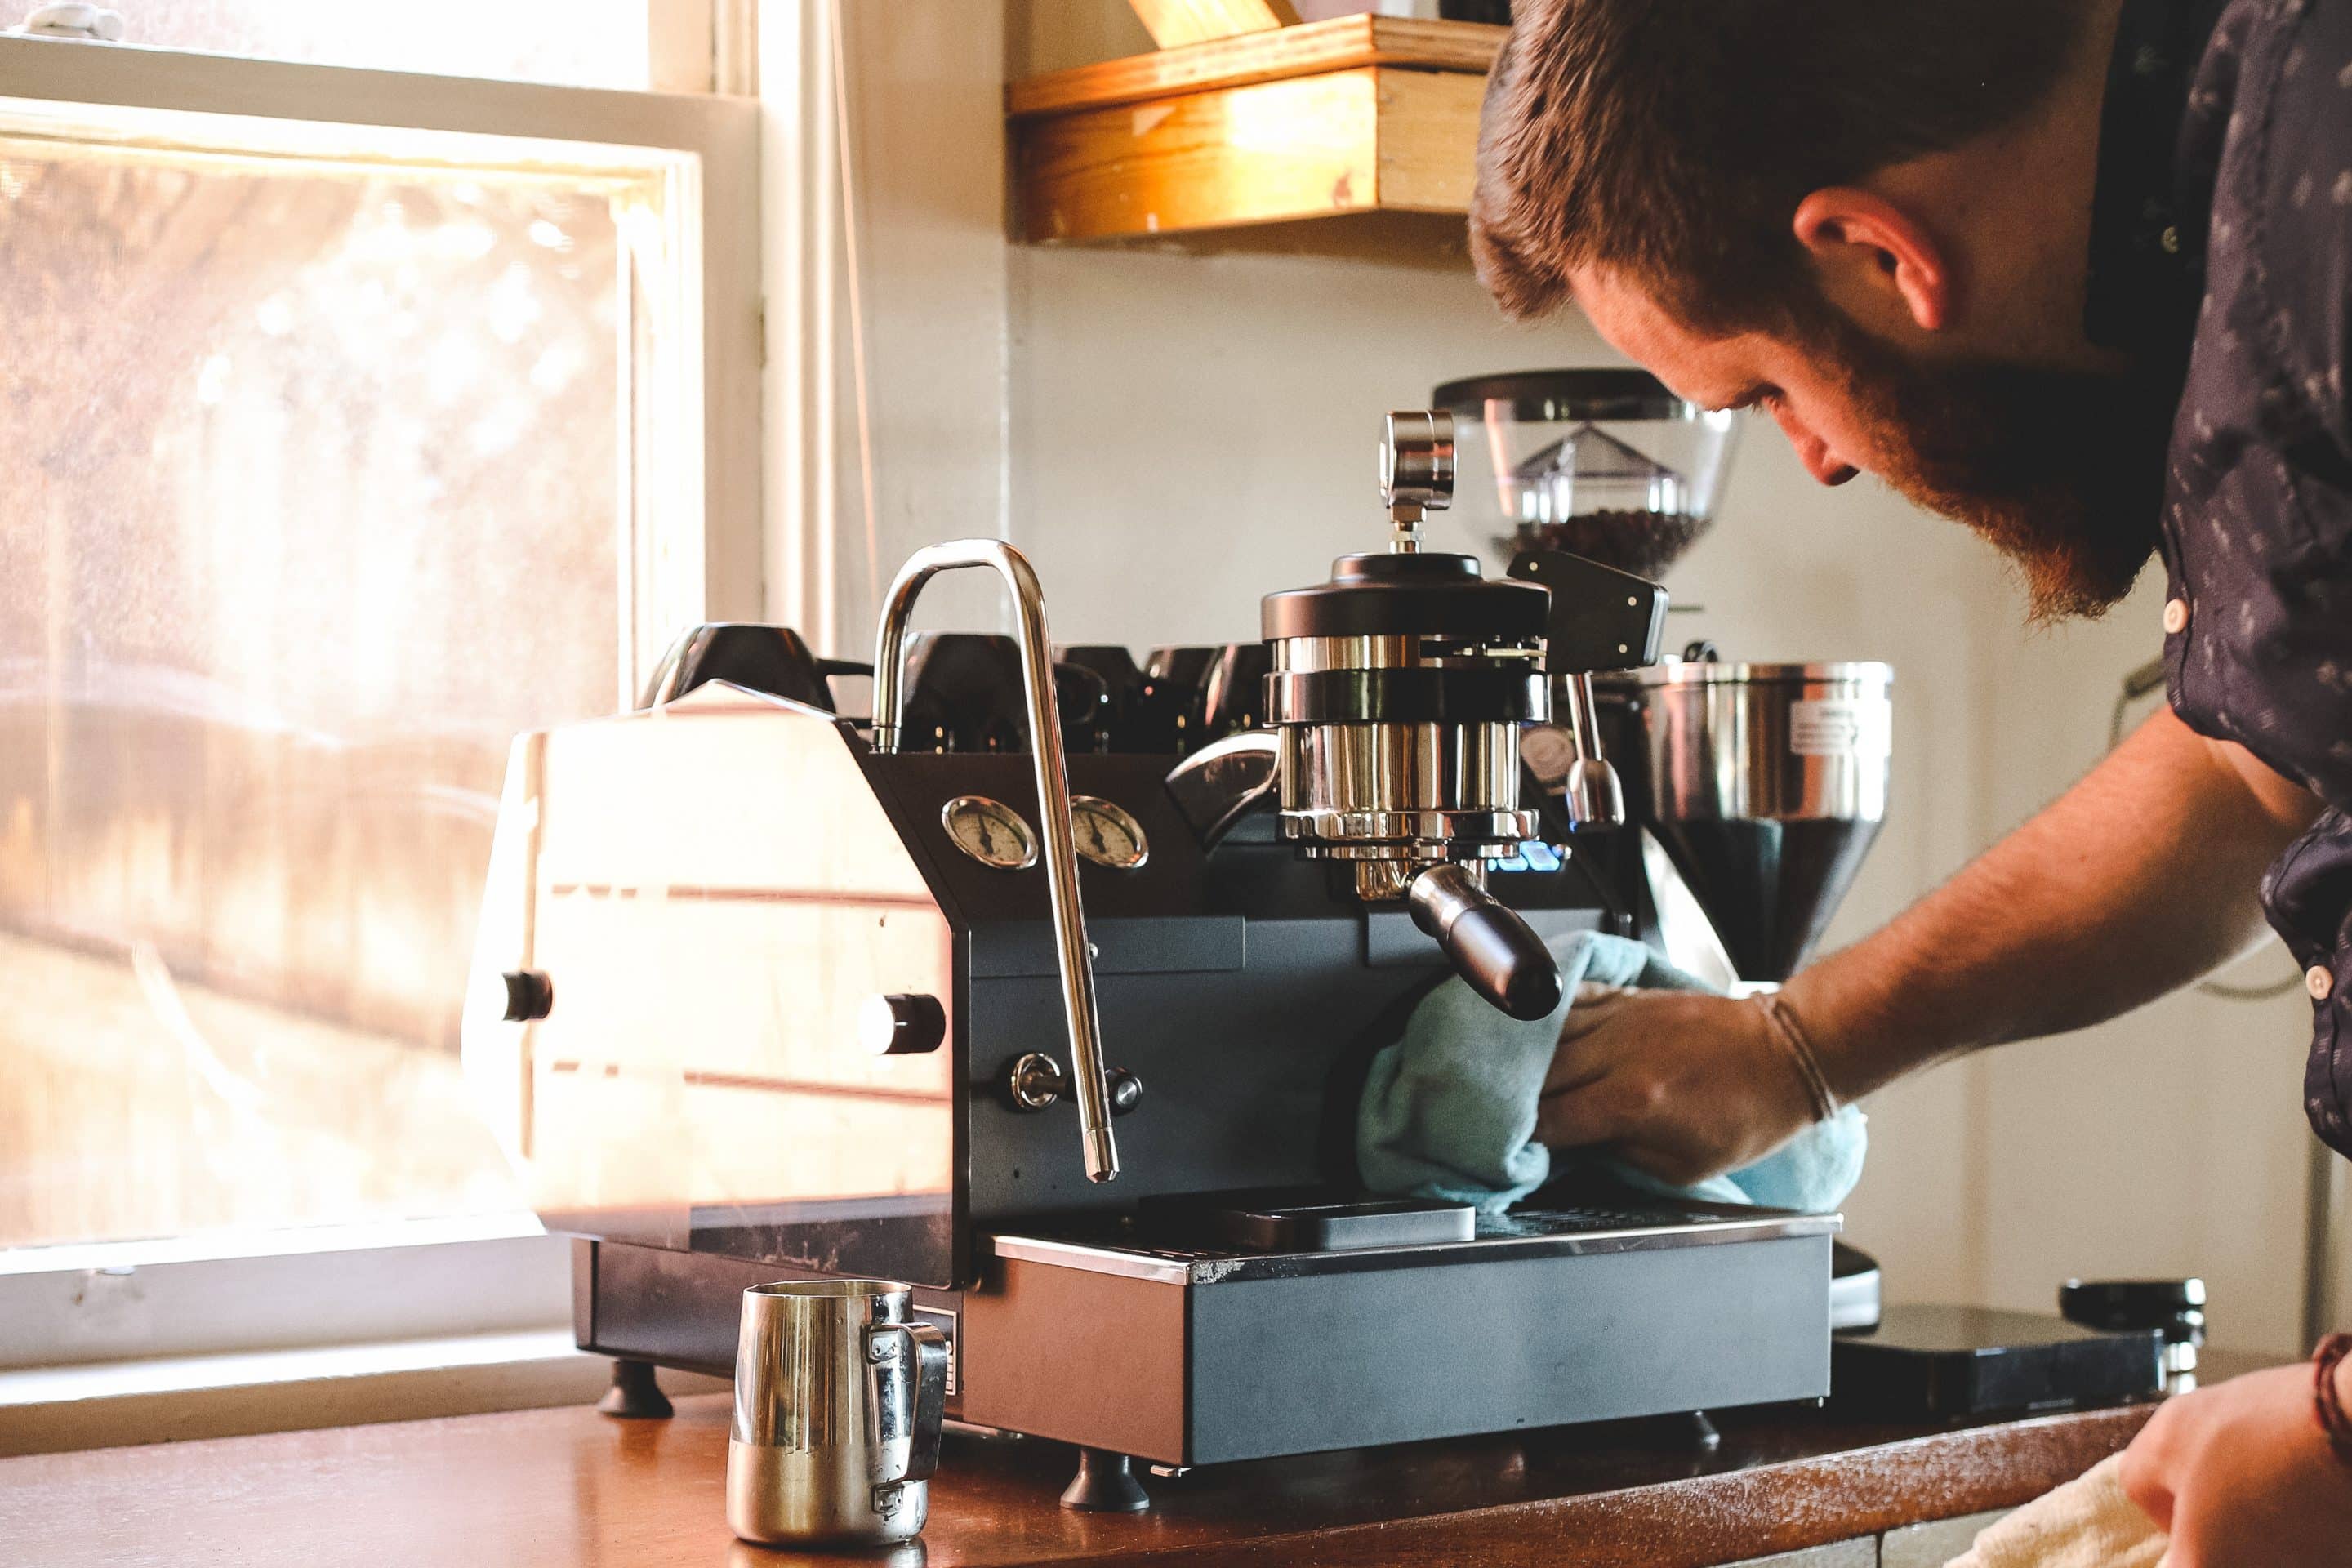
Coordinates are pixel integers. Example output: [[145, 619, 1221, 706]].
[[940, 795, 1038, 871], [1071, 795, 1149, 871]]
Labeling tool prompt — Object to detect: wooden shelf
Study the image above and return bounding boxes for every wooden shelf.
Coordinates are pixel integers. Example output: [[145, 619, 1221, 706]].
[[1007, 15, 1505, 245]]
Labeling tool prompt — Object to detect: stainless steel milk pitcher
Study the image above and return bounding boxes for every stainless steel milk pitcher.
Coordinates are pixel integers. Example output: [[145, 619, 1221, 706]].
[[727, 1279, 951, 1546]]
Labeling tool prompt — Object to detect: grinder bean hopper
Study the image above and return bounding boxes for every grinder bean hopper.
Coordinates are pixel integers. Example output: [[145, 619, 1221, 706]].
[[1435, 369, 1742, 583]]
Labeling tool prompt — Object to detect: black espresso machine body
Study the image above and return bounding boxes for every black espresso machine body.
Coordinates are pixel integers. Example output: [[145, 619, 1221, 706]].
[[461, 424, 1837, 1477]]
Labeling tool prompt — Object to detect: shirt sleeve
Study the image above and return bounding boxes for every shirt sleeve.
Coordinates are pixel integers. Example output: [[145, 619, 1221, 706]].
[[2180, 0, 2352, 802], [2254, 3, 2352, 496]]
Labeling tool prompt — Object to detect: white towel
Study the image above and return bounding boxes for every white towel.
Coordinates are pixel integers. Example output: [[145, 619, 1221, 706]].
[[1946, 1454, 2167, 1568]]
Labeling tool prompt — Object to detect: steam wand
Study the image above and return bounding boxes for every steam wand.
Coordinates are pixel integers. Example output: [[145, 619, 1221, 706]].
[[871, 541, 1120, 1184]]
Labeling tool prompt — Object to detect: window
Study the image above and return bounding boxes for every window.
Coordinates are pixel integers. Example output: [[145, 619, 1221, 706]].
[[0, 24, 757, 1358], [2, 1, 662, 89]]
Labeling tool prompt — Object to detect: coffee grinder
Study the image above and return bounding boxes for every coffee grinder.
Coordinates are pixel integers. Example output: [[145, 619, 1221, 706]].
[[1433, 370, 1891, 995]]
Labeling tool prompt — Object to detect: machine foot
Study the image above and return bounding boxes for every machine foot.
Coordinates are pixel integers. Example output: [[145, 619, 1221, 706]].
[[596, 1358, 675, 1419], [1688, 1410, 1722, 1453], [1060, 1448, 1151, 1512]]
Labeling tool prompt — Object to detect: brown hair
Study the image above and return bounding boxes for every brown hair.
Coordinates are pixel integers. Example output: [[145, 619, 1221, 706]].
[[1471, 0, 2096, 336]]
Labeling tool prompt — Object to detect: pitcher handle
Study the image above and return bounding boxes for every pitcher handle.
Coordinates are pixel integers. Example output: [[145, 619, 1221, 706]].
[[871, 1320, 951, 1485]]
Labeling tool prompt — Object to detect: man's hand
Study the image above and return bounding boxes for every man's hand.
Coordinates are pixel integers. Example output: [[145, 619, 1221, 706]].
[[1535, 985, 1819, 1186], [2118, 1363, 2352, 1566]]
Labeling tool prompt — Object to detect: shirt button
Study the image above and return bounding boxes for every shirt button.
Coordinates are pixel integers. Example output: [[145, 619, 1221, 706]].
[[2308, 965, 2336, 1001], [2163, 597, 2190, 635]]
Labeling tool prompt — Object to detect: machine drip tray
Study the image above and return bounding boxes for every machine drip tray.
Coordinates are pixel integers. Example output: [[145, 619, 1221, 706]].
[[992, 1185, 1838, 1286], [1138, 1189, 1477, 1252], [969, 1191, 1840, 1467]]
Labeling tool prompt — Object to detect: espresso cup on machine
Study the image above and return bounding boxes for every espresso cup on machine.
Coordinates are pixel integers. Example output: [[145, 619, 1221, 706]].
[[727, 1279, 951, 1548]]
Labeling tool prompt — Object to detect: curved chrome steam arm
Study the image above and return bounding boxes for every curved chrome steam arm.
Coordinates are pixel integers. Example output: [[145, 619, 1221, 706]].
[[871, 541, 1118, 1185]]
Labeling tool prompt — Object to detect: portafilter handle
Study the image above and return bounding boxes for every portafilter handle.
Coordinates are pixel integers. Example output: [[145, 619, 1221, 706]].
[[1408, 864, 1564, 1022], [871, 540, 1119, 1185]]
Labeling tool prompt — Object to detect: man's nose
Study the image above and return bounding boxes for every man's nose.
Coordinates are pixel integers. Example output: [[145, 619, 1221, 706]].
[[1774, 410, 1859, 487], [1802, 446, 1861, 487]]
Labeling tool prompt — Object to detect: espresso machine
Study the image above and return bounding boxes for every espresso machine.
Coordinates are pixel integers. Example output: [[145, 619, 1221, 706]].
[[461, 409, 1855, 1508]]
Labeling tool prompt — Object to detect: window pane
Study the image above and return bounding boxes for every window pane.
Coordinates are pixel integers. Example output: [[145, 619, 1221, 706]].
[[4, 1, 655, 90], [0, 116, 688, 1250]]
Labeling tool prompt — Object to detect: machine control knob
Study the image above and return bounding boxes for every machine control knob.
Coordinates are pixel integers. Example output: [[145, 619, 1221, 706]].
[[1004, 1052, 1067, 1111], [1107, 1068, 1143, 1117], [501, 970, 555, 1022], [861, 993, 947, 1056]]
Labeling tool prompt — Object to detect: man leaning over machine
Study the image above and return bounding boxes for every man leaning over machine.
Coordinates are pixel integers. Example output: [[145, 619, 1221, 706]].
[[1470, 1, 2352, 1560]]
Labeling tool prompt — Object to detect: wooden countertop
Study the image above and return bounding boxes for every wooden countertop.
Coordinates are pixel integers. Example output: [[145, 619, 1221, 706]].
[[0, 1383, 2174, 1568]]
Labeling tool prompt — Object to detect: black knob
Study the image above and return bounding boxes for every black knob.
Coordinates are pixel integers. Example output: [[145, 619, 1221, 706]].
[[861, 993, 947, 1056], [501, 970, 555, 1022], [1408, 864, 1564, 1021], [1108, 1069, 1143, 1116]]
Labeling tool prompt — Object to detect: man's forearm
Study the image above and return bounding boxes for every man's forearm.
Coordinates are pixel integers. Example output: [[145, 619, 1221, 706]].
[[1784, 705, 2320, 1102]]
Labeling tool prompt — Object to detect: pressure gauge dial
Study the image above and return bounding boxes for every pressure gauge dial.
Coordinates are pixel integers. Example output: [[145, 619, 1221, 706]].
[[1071, 795, 1149, 871], [941, 795, 1038, 871]]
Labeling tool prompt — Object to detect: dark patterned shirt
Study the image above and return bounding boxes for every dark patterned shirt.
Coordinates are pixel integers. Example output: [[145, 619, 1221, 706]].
[[2116, 0, 2352, 1156]]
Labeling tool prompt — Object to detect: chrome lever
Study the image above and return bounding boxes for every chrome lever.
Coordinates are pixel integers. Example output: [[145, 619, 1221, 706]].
[[871, 540, 1119, 1184]]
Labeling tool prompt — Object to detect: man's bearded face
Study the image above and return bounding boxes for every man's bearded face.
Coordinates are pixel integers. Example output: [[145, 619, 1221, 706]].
[[1810, 312, 2174, 621]]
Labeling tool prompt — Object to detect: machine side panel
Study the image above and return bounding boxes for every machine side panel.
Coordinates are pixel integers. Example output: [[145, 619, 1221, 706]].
[[464, 691, 963, 1289], [574, 1238, 784, 1377], [1185, 1235, 1831, 1464], [960, 1258, 1189, 1464], [860, 750, 1637, 1218], [965, 915, 1441, 1218]]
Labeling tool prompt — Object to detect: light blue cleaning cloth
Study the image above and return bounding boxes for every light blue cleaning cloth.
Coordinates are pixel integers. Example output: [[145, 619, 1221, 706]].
[[1357, 929, 1867, 1214]]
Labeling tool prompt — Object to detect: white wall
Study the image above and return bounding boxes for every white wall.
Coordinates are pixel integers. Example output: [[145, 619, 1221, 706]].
[[773, 0, 2325, 1355]]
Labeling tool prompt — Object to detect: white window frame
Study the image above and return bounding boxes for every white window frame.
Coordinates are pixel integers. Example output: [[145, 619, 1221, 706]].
[[0, 31, 763, 1391]]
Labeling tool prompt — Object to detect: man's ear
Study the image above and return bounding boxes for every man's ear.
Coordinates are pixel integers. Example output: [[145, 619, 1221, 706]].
[[1792, 189, 1952, 334]]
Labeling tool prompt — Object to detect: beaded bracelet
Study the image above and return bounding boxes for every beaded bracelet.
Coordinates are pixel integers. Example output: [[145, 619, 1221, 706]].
[[2314, 1332, 2352, 1468]]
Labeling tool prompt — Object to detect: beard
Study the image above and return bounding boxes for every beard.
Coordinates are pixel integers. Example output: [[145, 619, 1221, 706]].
[[1803, 310, 2176, 621]]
